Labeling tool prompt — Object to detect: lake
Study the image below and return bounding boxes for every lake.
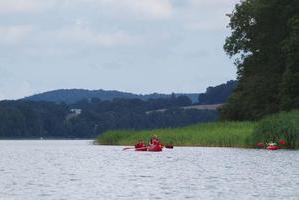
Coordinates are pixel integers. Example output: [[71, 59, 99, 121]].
[[0, 140, 299, 200]]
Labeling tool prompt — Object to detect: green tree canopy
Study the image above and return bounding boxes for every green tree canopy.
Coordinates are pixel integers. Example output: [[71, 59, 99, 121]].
[[221, 0, 299, 120]]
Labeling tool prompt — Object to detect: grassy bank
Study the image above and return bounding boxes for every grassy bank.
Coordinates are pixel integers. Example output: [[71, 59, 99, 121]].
[[96, 121, 255, 147]]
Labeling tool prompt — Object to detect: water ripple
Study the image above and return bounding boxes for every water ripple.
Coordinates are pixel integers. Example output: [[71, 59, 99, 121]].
[[0, 141, 298, 200]]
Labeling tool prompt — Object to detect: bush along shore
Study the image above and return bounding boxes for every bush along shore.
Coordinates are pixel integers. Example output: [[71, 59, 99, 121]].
[[96, 110, 299, 149], [251, 110, 299, 149]]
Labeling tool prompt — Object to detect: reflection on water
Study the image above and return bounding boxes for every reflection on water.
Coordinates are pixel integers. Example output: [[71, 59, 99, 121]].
[[0, 140, 299, 200]]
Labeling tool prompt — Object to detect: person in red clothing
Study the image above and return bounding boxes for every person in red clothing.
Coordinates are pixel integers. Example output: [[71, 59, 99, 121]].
[[135, 140, 146, 148], [279, 139, 286, 145], [149, 135, 160, 145]]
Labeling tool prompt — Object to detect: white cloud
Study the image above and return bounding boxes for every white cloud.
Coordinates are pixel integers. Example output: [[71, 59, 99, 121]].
[[72, 0, 173, 20], [0, 0, 54, 13], [118, 0, 173, 19], [185, 21, 223, 31], [0, 67, 34, 100], [55, 26, 139, 47], [0, 0, 173, 19], [12, 81, 34, 100], [11, 25, 141, 57], [189, 0, 239, 8], [0, 0, 238, 99], [0, 25, 33, 45], [179, 0, 239, 31], [184, 17, 231, 31]]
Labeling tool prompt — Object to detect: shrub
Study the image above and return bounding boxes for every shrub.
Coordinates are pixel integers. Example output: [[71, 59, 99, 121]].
[[252, 110, 299, 148]]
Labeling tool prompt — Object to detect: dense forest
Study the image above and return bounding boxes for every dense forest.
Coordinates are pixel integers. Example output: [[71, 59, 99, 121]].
[[0, 96, 218, 138], [220, 0, 299, 120], [198, 80, 237, 105], [0, 80, 238, 138]]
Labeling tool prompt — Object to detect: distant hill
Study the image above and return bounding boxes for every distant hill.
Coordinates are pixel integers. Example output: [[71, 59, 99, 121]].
[[1, 95, 218, 139], [197, 80, 237, 105], [23, 89, 199, 104], [22, 80, 237, 104]]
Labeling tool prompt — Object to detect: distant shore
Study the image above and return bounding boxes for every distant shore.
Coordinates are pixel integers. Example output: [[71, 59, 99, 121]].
[[96, 110, 299, 149], [0, 138, 93, 140], [96, 122, 255, 148]]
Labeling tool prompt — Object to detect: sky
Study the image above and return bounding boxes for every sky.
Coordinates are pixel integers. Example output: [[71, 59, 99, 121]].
[[0, 0, 239, 100]]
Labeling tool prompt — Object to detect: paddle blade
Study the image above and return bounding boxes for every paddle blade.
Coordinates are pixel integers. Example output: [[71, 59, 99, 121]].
[[122, 147, 134, 150], [165, 145, 174, 149]]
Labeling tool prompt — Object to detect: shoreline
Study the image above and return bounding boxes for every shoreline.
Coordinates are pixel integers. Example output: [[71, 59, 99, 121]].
[[0, 138, 93, 140], [94, 142, 255, 148], [96, 121, 256, 148]]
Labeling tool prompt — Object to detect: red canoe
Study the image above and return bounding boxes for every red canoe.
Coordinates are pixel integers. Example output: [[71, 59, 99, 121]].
[[147, 144, 162, 152], [267, 145, 280, 150], [135, 147, 147, 151], [134, 145, 163, 151]]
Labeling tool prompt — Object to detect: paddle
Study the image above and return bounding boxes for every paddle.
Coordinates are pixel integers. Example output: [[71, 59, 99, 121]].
[[165, 145, 174, 149], [123, 144, 173, 151], [160, 143, 174, 149], [122, 147, 135, 151], [122, 146, 147, 151]]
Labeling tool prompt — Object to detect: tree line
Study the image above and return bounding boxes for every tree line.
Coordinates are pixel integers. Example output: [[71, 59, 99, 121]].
[[0, 96, 218, 138], [198, 80, 237, 105]]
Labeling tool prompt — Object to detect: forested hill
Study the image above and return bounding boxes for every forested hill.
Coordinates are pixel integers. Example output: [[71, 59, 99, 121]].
[[198, 80, 238, 105], [0, 96, 218, 138], [23, 89, 199, 104], [22, 80, 237, 104], [0, 81, 237, 138]]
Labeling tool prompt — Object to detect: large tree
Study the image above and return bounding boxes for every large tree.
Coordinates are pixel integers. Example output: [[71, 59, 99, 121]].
[[220, 0, 299, 120]]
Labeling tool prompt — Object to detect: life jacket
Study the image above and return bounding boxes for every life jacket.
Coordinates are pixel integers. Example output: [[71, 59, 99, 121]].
[[151, 138, 160, 145], [135, 142, 145, 148], [279, 139, 286, 145]]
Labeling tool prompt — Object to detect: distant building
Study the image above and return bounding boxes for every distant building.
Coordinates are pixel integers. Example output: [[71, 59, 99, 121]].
[[70, 109, 82, 115], [66, 109, 82, 121]]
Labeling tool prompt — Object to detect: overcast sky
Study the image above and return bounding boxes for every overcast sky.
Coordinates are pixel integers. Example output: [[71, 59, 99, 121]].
[[0, 0, 239, 100]]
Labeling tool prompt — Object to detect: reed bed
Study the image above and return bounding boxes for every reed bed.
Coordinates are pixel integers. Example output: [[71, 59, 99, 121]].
[[97, 121, 255, 147], [252, 110, 299, 148]]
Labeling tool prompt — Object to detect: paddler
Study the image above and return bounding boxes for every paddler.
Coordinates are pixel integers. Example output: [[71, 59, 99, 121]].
[[135, 140, 146, 148], [149, 135, 160, 145]]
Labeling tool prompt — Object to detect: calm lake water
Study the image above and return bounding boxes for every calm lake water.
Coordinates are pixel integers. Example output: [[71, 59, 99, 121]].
[[0, 140, 299, 200]]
